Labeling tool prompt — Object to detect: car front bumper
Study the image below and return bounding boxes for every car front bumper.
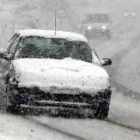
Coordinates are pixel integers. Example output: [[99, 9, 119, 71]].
[[9, 87, 112, 111], [85, 29, 111, 39]]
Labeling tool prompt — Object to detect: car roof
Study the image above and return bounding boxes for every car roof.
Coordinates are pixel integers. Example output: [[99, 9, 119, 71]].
[[16, 29, 88, 43], [85, 14, 110, 23]]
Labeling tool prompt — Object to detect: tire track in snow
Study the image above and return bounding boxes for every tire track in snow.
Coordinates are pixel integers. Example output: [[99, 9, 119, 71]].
[[109, 34, 140, 100], [106, 118, 140, 133], [25, 114, 140, 140], [106, 33, 140, 130], [25, 116, 86, 140]]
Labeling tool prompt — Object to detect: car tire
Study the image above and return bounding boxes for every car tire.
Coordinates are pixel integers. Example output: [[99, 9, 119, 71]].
[[6, 104, 20, 114], [6, 85, 21, 114], [94, 102, 109, 120]]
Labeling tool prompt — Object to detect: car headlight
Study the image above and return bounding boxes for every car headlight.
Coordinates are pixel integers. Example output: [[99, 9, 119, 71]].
[[102, 26, 107, 30], [87, 26, 92, 30]]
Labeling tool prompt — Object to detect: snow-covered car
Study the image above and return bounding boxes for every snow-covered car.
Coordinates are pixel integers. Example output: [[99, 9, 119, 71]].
[[0, 29, 112, 119], [80, 14, 112, 39]]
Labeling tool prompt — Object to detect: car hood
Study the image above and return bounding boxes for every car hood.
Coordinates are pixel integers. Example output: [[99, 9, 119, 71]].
[[13, 58, 110, 95]]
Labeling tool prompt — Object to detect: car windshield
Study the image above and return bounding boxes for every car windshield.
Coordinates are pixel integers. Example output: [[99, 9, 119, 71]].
[[17, 36, 92, 62], [86, 14, 110, 23]]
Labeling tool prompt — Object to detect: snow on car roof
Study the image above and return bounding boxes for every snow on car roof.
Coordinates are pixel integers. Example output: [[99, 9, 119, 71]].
[[17, 29, 88, 42]]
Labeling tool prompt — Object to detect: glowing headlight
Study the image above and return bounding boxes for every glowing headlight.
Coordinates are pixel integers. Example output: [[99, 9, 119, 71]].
[[87, 26, 92, 30], [102, 26, 107, 30], [132, 13, 136, 17]]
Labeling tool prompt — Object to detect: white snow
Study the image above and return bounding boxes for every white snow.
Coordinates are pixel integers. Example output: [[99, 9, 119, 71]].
[[13, 58, 110, 94], [30, 111, 140, 140], [17, 29, 88, 42], [0, 113, 77, 140]]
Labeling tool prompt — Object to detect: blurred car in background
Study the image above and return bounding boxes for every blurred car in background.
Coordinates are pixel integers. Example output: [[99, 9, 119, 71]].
[[124, 12, 136, 18], [80, 14, 112, 39]]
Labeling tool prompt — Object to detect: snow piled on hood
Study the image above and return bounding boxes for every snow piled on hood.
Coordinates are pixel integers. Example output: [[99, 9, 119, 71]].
[[13, 58, 110, 95], [17, 29, 88, 42]]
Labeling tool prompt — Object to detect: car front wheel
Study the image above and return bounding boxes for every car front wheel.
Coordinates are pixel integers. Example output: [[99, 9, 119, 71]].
[[94, 102, 109, 119], [6, 85, 21, 114]]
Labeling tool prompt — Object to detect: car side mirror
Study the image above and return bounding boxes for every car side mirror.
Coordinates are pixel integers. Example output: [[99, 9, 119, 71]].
[[101, 58, 112, 66], [0, 52, 10, 60]]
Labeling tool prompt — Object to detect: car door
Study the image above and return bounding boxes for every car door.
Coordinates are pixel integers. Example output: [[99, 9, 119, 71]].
[[0, 34, 20, 92]]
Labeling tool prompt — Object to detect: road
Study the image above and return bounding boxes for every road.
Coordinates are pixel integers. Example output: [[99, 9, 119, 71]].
[[0, 112, 79, 140], [113, 35, 140, 94]]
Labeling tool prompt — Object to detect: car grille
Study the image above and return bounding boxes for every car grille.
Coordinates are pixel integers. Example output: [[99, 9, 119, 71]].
[[18, 87, 111, 104]]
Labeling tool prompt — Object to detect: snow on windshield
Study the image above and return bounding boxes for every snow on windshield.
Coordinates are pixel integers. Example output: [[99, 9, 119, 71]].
[[16, 36, 93, 63]]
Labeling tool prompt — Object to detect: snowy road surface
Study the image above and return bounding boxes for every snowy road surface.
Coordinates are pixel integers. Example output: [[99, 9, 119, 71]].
[[113, 34, 140, 94], [0, 113, 78, 140]]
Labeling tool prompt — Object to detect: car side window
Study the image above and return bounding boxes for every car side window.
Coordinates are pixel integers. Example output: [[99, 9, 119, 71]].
[[6, 34, 20, 56], [3, 34, 17, 53]]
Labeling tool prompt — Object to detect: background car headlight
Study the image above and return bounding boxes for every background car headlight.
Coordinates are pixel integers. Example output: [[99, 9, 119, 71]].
[[102, 26, 107, 30], [87, 26, 92, 30]]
